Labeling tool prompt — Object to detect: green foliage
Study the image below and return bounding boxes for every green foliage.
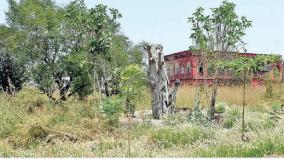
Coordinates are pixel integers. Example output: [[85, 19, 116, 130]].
[[188, 0, 252, 121], [3, 0, 144, 100], [215, 104, 226, 113], [223, 107, 240, 128], [0, 25, 27, 93], [188, 110, 210, 126], [28, 125, 48, 140], [100, 97, 123, 126], [119, 64, 146, 114], [61, 53, 93, 99], [188, 1, 252, 52], [32, 63, 55, 96], [265, 103, 282, 128], [217, 54, 281, 75], [47, 112, 75, 127]]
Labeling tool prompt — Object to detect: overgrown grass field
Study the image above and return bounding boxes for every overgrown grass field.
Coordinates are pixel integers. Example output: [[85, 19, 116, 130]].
[[1, 85, 284, 157]]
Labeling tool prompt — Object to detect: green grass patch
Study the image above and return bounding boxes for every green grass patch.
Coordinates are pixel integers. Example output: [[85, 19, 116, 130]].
[[150, 126, 214, 148]]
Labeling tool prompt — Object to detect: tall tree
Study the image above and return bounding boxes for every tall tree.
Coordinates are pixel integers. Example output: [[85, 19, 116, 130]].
[[188, 1, 252, 120], [6, 0, 68, 99], [0, 25, 27, 94]]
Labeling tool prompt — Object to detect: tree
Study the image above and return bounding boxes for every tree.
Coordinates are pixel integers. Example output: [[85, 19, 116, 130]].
[[4, 0, 145, 101], [217, 54, 281, 141], [5, 0, 133, 100], [143, 43, 181, 119], [119, 64, 146, 115], [0, 25, 27, 94], [6, 0, 69, 99], [188, 1, 252, 120]]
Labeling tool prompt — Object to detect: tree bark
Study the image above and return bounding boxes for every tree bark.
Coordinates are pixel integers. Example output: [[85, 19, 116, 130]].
[[242, 69, 246, 141], [209, 71, 219, 120], [144, 43, 180, 119]]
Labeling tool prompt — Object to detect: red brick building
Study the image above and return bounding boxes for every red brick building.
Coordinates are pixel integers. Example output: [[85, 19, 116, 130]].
[[164, 50, 283, 86]]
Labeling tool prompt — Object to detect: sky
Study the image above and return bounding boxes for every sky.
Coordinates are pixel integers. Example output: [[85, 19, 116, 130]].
[[0, 0, 284, 56]]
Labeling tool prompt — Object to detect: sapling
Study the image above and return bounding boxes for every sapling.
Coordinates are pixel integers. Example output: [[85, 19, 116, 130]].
[[217, 54, 281, 141]]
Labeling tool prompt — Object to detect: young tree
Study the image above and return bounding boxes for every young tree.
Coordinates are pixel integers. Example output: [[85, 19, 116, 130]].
[[188, 1, 252, 120], [119, 64, 146, 115], [217, 54, 281, 141]]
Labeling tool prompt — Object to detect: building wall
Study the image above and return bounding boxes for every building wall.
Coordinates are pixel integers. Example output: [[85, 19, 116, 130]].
[[165, 50, 283, 86]]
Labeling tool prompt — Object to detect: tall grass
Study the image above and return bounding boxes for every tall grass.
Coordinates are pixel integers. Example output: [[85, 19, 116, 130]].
[[175, 84, 283, 109], [1, 85, 284, 157]]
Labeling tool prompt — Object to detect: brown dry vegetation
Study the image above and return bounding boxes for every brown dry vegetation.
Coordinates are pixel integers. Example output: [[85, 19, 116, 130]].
[[175, 84, 284, 109], [1, 84, 284, 157]]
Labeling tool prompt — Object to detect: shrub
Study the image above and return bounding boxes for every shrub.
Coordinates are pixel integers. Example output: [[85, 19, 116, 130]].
[[215, 104, 226, 114], [223, 107, 240, 129], [100, 97, 123, 127], [271, 103, 282, 112], [188, 110, 210, 126], [223, 116, 235, 129], [162, 114, 185, 126], [28, 125, 49, 141]]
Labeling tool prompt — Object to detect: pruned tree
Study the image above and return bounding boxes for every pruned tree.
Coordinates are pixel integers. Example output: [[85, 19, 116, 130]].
[[143, 43, 180, 119]]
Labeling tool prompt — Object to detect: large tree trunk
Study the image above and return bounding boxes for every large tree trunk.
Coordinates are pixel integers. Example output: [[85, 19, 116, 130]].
[[54, 73, 71, 101], [143, 43, 180, 119]]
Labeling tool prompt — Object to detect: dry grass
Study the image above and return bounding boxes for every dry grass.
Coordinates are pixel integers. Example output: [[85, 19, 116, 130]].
[[175, 84, 283, 109], [1, 86, 284, 157]]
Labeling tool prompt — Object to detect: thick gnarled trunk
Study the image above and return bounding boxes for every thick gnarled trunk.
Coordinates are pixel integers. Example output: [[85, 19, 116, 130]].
[[144, 43, 180, 119]]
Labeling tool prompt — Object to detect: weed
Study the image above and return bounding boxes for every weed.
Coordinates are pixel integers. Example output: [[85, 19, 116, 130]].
[[162, 114, 185, 126], [150, 127, 213, 148]]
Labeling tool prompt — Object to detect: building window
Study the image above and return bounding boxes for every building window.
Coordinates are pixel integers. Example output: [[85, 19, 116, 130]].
[[198, 63, 204, 76], [167, 67, 171, 77], [175, 63, 179, 75], [180, 66, 185, 74], [187, 62, 192, 75], [170, 64, 174, 76]]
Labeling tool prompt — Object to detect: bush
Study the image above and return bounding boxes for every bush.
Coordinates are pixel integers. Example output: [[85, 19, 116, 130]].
[[223, 116, 235, 129], [100, 97, 123, 126], [223, 107, 240, 129], [215, 104, 226, 114], [271, 103, 282, 112], [188, 110, 210, 126], [162, 114, 185, 126], [28, 125, 49, 140]]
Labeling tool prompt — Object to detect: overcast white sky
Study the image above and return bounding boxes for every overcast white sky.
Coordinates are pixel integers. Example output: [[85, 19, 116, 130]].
[[0, 0, 284, 56]]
